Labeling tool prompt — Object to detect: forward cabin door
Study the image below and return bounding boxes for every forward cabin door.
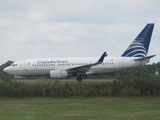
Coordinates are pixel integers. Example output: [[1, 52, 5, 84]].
[[23, 61, 28, 70], [23, 60, 36, 76], [23, 60, 29, 76]]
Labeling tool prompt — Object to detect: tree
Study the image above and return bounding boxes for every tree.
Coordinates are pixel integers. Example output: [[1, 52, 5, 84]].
[[0, 61, 14, 79]]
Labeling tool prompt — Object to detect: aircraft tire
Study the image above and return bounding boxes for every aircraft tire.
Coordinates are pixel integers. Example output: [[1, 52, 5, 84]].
[[77, 77, 82, 81]]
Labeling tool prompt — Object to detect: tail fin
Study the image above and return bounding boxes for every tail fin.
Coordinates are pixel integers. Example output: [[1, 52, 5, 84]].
[[121, 23, 154, 57]]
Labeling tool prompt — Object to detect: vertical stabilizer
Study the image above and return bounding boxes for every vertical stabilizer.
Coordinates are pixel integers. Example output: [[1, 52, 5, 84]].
[[121, 23, 154, 57]]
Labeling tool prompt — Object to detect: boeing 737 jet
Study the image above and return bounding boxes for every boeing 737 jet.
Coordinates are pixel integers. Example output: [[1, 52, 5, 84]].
[[3, 23, 155, 81]]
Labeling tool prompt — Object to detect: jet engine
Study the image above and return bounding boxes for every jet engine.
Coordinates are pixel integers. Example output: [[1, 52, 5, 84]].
[[50, 70, 68, 79]]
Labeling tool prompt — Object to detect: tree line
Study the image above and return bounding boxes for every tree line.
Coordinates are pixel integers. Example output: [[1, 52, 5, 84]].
[[120, 62, 160, 77], [0, 61, 14, 80]]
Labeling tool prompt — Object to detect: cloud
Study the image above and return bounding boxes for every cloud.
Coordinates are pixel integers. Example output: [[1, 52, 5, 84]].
[[0, 0, 160, 64], [48, 35, 74, 43], [5, 31, 28, 42], [27, 11, 45, 22], [0, 18, 13, 27]]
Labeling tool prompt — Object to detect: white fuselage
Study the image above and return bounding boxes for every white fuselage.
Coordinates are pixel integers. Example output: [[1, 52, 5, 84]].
[[3, 56, 148, 77]]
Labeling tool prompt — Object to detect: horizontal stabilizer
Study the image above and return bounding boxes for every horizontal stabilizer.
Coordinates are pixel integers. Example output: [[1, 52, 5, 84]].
[[134, 55, 156, 61]]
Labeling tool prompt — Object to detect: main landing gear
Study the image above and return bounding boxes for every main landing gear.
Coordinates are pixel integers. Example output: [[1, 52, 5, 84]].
[[77, 76, 83, 82]]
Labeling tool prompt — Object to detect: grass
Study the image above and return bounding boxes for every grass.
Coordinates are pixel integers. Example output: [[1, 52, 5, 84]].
[[0, 97, 159, 120]]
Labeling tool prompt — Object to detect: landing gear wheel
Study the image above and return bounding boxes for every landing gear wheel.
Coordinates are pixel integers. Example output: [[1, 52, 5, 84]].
[[77, 76, 83, 81]]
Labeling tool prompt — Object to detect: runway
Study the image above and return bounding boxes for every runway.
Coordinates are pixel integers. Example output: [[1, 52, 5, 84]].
[[12, 78, 117, 83]]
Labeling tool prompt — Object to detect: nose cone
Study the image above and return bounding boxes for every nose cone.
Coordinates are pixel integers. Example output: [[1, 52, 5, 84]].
[[3, 67, 11, 74]]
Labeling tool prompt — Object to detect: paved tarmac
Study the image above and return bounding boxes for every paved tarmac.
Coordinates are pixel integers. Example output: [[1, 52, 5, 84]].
[[12, 78, 117, 83]]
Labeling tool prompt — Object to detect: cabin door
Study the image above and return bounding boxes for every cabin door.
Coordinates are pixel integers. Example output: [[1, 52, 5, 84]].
[[23, 61, 28, 70]]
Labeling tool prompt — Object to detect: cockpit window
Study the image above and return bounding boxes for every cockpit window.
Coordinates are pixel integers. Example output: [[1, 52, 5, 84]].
[[12, 64, 18, 66]]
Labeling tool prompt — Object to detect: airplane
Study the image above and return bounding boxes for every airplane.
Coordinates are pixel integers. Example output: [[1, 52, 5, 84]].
[[3, 23, 155, 81]]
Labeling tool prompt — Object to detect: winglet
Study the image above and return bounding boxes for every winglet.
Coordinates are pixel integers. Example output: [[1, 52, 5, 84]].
[[97, 52, 107, 64]]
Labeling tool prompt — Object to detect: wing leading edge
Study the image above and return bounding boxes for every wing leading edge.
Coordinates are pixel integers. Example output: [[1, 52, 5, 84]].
[[67, 52, 107, 74]]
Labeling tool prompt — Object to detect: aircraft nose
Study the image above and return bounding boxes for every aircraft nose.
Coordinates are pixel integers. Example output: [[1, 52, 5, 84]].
[[3, 67, 10, 74]]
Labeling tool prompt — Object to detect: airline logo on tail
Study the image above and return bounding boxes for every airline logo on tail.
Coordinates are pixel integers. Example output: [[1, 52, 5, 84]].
[[122, 40, 147, 57], [121, 23, 154, 57]]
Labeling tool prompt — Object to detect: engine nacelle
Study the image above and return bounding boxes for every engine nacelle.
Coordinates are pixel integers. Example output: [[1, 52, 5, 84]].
[[50, 70, 68, 79]]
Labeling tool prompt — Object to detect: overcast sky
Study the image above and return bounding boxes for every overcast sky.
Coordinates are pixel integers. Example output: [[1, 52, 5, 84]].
[[0, 0, 160, 64]]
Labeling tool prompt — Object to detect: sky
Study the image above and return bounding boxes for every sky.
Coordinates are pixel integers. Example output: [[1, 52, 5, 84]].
[[0, 0, 160, 65]]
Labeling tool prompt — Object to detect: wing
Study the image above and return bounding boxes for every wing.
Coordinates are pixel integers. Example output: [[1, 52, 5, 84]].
[[67, 52, 107, 75]]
